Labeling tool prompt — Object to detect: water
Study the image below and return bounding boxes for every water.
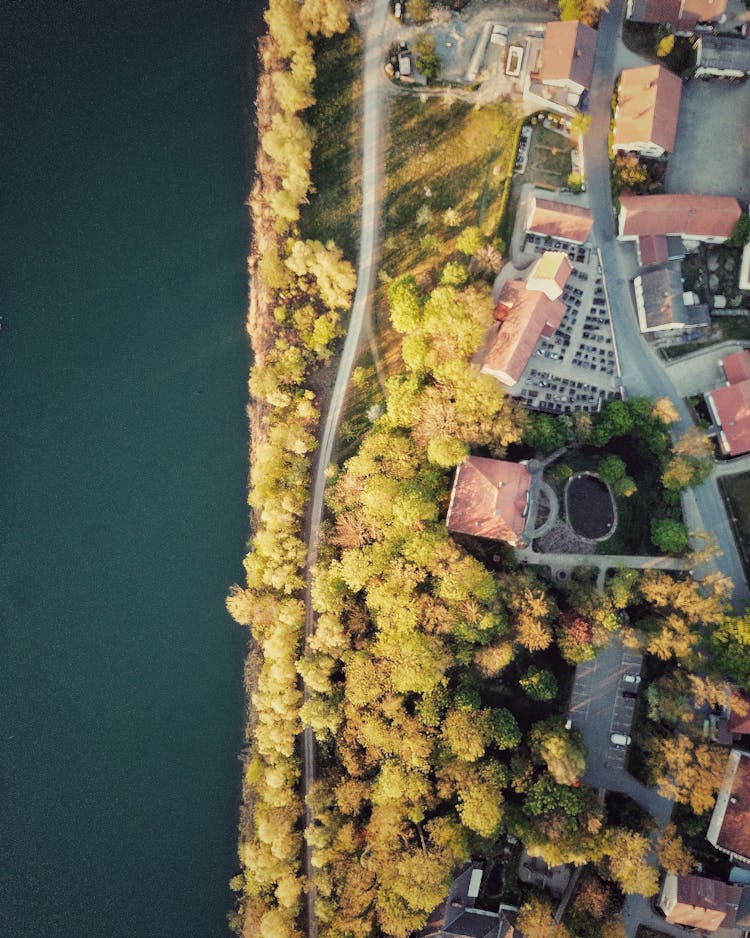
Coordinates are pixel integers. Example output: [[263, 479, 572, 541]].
[[0, 2, 261, 934]]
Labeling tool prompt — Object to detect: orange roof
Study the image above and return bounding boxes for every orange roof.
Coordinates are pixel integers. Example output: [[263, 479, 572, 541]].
[[638, 235, 669, 267], [723, 350, 750, 385], [665, 875, 740, 930], [614, 65, 682, 154], [619, 194, 741, 240], [538, 21, 596, 90], [628, 0, 726, 26], [729, 691, 750, 735], [710, 750, 750, 862], [482, 279, 566, 386], [446, 457, 531, 545], [526, 197, 593, 244], [707, 379, 750, 456]]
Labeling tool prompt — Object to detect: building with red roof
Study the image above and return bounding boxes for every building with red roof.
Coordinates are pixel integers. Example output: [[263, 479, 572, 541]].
[[626, 0, 727, 31], [659, 873, 750, 931], [525, 196, 593, 245], [707, 749, 750, 865], [705, 351, 750, 456], [480, 252, 570, 387], [446, 457, 531, 546], [525, 20, 597, 112], [612, 65, 682, 158]]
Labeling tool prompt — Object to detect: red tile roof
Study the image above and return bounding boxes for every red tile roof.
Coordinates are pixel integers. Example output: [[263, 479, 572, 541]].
[[628, 0, 726, 26], [526, 197, 593, 244], [538, 21, 597, 90], [665, 874, 741, 930], [638, 234, 669, 267], [614, 65, 682, 154], [707, 379, 750, 456], [482, 279, 566, 386], [708, 750, 750, 863], [628, 0, 682, 23], [446, 457, 531, 545], [682, 0, 728, 25], [619, 194, 742, 240], [729, 691, 750, 735], [722, 350, 750, 385]]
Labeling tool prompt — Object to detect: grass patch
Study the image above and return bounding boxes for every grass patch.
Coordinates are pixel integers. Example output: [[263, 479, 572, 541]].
[[523, 122, 575, 188], [300, 26, 363, 259], [719, 316, 750, 341], [721, 472, 750, 561], [382, 95, 520, 282]]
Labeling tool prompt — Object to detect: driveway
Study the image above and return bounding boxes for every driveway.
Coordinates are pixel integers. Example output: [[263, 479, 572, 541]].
[[662, 340, 745, 397], [665, 78, 750, 200]]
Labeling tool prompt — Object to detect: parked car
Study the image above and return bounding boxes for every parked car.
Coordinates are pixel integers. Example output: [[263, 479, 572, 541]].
[[622, 674, 641, 685], [611, 733, 631, 746], [622, 691, 638, 700]]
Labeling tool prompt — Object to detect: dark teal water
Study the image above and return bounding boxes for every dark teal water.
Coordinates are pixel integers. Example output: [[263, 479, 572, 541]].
[[0, 2, 261, 935]]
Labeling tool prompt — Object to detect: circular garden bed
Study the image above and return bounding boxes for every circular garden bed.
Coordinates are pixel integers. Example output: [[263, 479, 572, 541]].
[[565, 472, 616, 541]]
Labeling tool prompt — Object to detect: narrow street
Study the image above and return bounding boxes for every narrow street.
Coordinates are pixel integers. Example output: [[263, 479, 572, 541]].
[[584, 0, 749, 609]]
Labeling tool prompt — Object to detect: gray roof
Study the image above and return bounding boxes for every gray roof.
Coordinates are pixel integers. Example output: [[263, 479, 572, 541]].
[[444, 910, 500, 938], [698, 35, 750, 73], [637, 264, 710, 329]]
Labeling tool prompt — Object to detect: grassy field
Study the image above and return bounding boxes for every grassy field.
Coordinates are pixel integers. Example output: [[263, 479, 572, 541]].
[[300, 27, 363, 260], [381, 95, 520, 283], [721, 472, 750, 563], [718, 317, 750, 341]]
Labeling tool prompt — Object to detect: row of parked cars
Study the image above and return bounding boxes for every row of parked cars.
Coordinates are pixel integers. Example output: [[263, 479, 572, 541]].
[[611, 673, 642, 746]]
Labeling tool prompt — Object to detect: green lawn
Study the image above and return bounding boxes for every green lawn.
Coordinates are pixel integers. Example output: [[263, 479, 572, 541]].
[[300, 27, 363, 259]]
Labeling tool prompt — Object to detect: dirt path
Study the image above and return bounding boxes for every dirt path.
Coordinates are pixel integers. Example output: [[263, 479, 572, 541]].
[[301, 1, 391, 935]]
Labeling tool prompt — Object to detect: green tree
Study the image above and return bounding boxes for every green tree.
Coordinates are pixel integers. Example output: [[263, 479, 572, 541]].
[[426, 435, 469, 468], [727, 213, 750, 247], [710, 612, 750, 689], [415, 34, 441, 84], [455, 226, 485, 256], [523, 411, 573, 453], [570, 112, 592, 136], [567, 171, 585, 192], [530, 718, 587, 785], [520, 665, 558, 701], [651, 518, 689, 554]]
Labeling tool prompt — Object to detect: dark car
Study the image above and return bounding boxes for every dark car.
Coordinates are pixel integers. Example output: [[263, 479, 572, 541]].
[[622, 691, 638, 700]]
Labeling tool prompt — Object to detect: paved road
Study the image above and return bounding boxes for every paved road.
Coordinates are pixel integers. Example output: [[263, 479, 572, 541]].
[[301, 1, 391, 935], [584, 0, 749, 611]]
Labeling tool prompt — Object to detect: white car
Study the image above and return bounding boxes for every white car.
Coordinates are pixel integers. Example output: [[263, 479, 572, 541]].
[[611, 733, 631, 747], [622, 673, 641, 685]]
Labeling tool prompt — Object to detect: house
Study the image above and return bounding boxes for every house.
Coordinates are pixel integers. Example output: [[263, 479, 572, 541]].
[[695, 35, 750, 79], [612, 65, 682, 157], [659, 873, 750, 931], [633, 263, 710, 333], [537, 21, 596, 101], [705, 350, 750, 456], [525, 20, 597, 112], [446, 457, 532, 546], [618, 193, 742, 262], [712, 689, 750, 745], [707, 749, 750, 865], [525, 196, 593, 245], [421, 863, 520, 938], [626, 0, 728, 31], [480, 252, 571, 387]]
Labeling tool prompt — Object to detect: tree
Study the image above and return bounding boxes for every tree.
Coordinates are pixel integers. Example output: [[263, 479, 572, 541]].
[[652, 397, 679, 425], [520, 665, 559, 701], [455, 226, 485, 256], [570, 112, 592, 136], [517, 896, 570, 938], [655, 822, 695, 874], [408, 0, 433, 23], [651, 518, 689, 554], [265, 0, 309, 59], [415, 34, 441, 84], [468, 243, 503, 280], [489, 707, 522, 749], [427, 436, 469, 468], [646, 734, 728, 814], [657, 33, 675, 56], [710, 612, 750, 689], [727, 212, 750, 247], [523, 411, 573, 453], [567, 171, 585, 192], [605, 829, 659, 896], [388, 275, 423, 333], [530, 718, 587, 785], [300, 0, 350, 37], [615, 153, 649, 193]]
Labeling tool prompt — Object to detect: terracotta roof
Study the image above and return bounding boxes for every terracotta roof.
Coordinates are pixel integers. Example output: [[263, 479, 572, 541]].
[[708, 749, 750, 863], [665, 874, 742, 930], [526, 197, 593, 244], [619, 193, 742, 240], [723, 350, 750, 385], [628, 0, 726, 26], [638, 235, 669, 267], [729, 690, 750, 735], [482, 279, 566, 385], [707, 379, 750, 456], [614, 65, 682, 154], [538, 21, 596, 90], [446, 457, 531, 545], [526, 251, 572, 299]]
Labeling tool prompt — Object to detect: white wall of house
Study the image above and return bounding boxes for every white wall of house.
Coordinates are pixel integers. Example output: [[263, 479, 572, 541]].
[[659, 873, 678, 919]]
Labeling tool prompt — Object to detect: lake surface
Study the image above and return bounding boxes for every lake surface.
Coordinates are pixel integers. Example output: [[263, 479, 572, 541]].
[[0, 2, 260, 934]]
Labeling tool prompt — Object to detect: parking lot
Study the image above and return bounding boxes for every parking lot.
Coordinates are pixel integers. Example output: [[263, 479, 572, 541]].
[[665, 78, 750, 201], [512, 234, 623, 414], [569, 641, 643, 774]]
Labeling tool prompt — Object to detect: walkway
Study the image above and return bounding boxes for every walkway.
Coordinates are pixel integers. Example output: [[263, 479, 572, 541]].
[[302, 1, 391, 935]]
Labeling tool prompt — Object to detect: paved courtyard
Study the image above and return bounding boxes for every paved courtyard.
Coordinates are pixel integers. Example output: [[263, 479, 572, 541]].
[[665, 78, 750, 200]]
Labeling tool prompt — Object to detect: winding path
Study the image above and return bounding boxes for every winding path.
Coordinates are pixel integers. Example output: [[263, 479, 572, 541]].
[[301, 1, 391, 935]]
